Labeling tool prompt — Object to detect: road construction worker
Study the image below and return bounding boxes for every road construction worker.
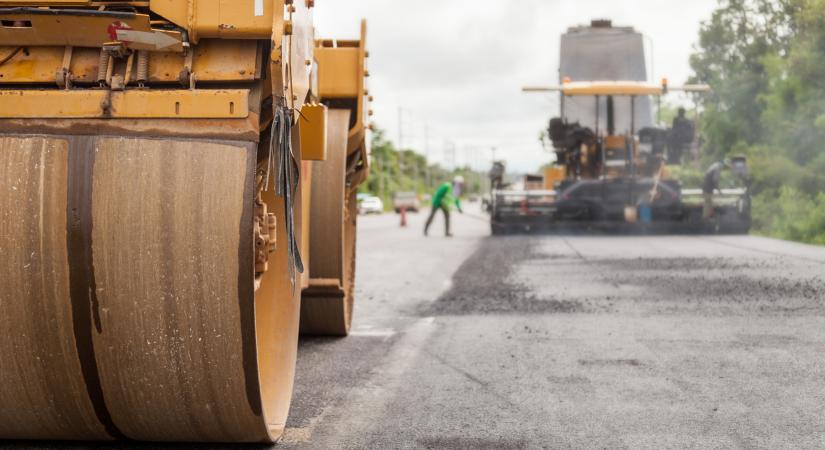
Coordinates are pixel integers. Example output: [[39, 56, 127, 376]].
[[424, 176, 464, 237], [489, 161, 506, 191], [670, 107, 694, 163], [703, 160, 729, 219]]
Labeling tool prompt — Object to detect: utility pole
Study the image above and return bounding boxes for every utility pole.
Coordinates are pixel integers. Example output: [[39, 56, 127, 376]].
[[377, 150, 385, 202], [489, 146, 498, 196], [411, 119, 419, 192], [424, 124, 431, 191], [397, 106, 405, 151], [445, 141, 456, 171], [397, 106, 404, 190], [465, 146, 477, 195]]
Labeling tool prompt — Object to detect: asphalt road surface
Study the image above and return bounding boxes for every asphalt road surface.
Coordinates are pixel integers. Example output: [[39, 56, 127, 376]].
[[5, 207, 825, 449], [284, 209, 825, 449]]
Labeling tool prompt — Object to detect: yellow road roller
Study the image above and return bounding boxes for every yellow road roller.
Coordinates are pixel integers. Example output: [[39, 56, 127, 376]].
[[301, 20, 370, 336], [0, 0, 365, 443]]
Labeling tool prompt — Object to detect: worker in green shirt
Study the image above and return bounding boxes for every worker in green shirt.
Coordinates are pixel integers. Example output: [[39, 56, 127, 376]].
[[424, 176, 464, 237]]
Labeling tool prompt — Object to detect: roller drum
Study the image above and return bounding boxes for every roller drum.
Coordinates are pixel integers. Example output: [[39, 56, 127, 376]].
[[0, 133, 301, 443], [301, 110, 358, 336]]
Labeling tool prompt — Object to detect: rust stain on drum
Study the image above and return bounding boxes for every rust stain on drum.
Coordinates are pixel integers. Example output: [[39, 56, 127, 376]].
[[0, 133, 284, 443], [89, 137, 267, 442], [0, 136, 112, 440], [66, 136, 125, 439]]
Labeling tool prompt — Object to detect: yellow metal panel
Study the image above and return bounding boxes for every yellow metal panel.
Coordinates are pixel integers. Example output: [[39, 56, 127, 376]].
[[562, 81, 663, 96], [543, 166, 566, 189], [316, 20, 369, 172], [191, 0, 277, 40], [191, 39, 260, 80], [0, 40, 259, 84], [0, 10, 185, 51], [0, 46, 64, 82], [150, 0, 279, 42], [215, 0, 275, 38], [0, 89, 249, 118], [604, 135, 627, 149], [149, 0, 188, 31], [193, 0, 222, 40], [299, 103, 327, 161], [112, 89, 248, 118], [316, 47, 359, 99]]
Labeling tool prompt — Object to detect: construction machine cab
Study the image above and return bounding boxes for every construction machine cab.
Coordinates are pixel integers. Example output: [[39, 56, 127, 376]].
[[509, 22, 749, 233], [530, 80, 709, 184]]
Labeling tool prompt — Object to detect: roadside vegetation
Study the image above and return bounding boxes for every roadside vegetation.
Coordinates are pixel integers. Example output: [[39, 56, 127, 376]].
[[691, 0, 825, 244], [359, 127, 488, 208]]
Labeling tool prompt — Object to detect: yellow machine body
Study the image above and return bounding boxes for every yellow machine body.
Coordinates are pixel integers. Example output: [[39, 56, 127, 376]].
[[0, 89, 249, 118], [301, 20, 371, 336], [299, 103, 329, 161], [0, 0, 333, 444], [315, 19, 370, 176], [543, 166, 566, 190]]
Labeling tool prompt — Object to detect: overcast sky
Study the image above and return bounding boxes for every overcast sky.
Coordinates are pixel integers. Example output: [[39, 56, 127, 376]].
[[315, 1, 719, 173]]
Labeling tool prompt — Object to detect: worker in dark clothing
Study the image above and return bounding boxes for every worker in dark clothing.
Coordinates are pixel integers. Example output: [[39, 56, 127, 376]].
[[703, 160, 729, 219], [670, 107, 695, 164], [489, 161, 505, 191], [424, 176, 463, 237]]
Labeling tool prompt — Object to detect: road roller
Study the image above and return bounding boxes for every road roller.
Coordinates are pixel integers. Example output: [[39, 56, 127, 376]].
[[301, 20, 370, 336], [0, 0, 347, 443]]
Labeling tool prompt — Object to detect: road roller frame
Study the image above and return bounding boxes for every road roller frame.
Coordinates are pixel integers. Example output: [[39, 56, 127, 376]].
[[300, 19, 371, 336], [0, 0, 333, 443]]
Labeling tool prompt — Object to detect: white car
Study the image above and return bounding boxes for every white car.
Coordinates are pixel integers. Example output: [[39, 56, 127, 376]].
[[359, 196, 384, 214], [392, 191, 421, 213]]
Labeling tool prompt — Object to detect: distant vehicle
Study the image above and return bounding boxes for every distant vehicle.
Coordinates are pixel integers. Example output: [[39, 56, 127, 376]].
[[393, 192, 421, 213], [359, 196, 384, 214]]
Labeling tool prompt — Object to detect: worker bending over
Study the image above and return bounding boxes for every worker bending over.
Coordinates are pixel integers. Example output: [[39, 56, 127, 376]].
[[424, 176, 464, 237], [703, 160, 729, 220]]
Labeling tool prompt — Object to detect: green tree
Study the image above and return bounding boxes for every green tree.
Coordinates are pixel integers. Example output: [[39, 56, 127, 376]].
[[361, 126, 488, 208], [691, 0, 825, 245], [689, 0, 800, 161]]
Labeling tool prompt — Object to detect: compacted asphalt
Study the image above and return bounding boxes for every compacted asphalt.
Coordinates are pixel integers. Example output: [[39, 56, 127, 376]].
[[5, 208, 825, 450], [284, 209, 825, 449]]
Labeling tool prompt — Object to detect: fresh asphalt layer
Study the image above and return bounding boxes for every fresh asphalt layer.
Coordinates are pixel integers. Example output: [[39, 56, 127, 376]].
[[283, 209, 825, 449], [4, 207, 825, 449]]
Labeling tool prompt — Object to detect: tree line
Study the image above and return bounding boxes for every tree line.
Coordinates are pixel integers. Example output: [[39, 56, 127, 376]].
[[691, 0, 825, 244], [359, 128, 489, 207]]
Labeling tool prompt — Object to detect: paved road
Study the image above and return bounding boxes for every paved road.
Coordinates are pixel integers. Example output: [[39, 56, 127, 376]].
[[5, 209, 825, 450], [284, 209, 825, 449]]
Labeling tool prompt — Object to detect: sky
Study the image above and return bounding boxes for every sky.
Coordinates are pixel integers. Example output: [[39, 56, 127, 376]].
[[315, 0, 719, 173]]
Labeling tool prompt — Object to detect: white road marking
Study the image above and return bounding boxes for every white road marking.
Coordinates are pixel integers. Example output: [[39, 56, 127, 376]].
[[349, 328, 396, 338]]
